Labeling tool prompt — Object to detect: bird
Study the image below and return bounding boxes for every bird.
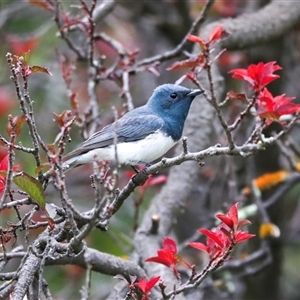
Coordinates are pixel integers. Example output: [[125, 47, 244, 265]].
[[63, 84, 203, 171]]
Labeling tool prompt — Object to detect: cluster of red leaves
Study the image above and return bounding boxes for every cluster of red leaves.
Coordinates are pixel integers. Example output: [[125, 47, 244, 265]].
[[115, 274, 160, 300], [187, 25, 227, 49], [145, 236, 191, 277], [134, 276, 161, 300], [229, 61, 299, 123], [168, 24, 298, 124], [144, 203, 254, 280], [256, 88, 298, 122], [187, 203, 254, 260], [228, 61, 282, 92], [167, 25, 226, 71]]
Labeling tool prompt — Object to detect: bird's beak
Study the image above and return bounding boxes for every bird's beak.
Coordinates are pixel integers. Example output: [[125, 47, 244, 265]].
[[187, 89, 204, 97]]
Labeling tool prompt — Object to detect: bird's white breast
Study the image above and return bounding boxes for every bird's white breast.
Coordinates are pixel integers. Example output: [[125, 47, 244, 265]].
[[75, 131, 177, 166]]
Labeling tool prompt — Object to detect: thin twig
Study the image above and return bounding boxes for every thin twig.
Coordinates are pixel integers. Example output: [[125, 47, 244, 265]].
[[135, 0, 215, 68]]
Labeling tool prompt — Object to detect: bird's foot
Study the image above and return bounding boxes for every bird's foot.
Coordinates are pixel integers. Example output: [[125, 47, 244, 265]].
[[130, 162, 152, 185], [130, 162, 152, 173]]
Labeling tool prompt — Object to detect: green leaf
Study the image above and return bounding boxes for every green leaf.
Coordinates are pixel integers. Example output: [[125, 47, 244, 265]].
[[13, 172, 45, 208], [30, 65, 52, 75]]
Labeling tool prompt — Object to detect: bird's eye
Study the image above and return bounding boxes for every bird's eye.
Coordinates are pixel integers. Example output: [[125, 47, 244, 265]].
[[170, 92, 177, 99]]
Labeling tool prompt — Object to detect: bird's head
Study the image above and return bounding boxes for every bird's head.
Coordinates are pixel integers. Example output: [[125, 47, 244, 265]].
[[147, 84, 203, 122]]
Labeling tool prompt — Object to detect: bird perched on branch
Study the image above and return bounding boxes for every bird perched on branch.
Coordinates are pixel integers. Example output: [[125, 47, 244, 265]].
[[63, 84, 203, 171]]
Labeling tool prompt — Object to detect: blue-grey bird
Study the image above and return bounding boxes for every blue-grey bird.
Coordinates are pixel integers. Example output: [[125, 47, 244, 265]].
[[63, 84, 203, 170]]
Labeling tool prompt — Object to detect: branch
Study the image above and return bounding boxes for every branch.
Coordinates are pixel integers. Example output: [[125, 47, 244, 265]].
[[10, 252, 42, 300], [98, 128, 291, 228], [220, 1, 300, 50], [46, 246, 146, 278]]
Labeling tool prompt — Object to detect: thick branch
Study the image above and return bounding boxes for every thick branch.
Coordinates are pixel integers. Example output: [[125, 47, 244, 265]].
[[46, 246, 146, 278], [10, 253, 42, 300], [220, 1, 300, 50]]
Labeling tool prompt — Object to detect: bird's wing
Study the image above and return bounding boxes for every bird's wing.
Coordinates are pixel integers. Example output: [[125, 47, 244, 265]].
[[65, 114, 164, 158]]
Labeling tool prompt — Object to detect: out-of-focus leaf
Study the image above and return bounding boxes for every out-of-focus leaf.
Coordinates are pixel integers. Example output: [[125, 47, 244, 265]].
[[167, 55, 204, 71], [227, 91, 247, 102], [26, 0, 55, 11], [259, 222, 280, 239], [45, 203, 57, 219], [6, 115, 27, 137], [13, 172, 45, 208], [53, 110, 73, 128], [8, 35, 39, 56], [30, 65, 52, 76], [70, 92, 79, 112], [0, 87, 16, 116], [41, 207, 55, 230], [35, 163, 50, 174]]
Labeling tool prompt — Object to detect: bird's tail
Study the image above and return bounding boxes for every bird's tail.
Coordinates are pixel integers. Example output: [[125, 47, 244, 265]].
[[42, 156, 80, 183], [62, 156, 81, 172]]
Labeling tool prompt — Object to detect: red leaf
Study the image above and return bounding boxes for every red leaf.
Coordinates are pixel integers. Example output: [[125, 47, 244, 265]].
[[227, 91, 247, 102], [0, 155, 9, 193], [187, 26, 228, 48], [219, 226, 232, 240], [0, 155, 19, 193], [211, 0, 241, 17], [145, 253, 173, 267], [216, 214, 234, 229], [256, 88, 298, 122], [144, 175, 168, 188], [53, 110, 74, 128], [26, 0, 55, 11], [229, 61, 282, 92], [135, 276, 160, 295], [237, 219, 251, 230], [187, 34, 206, 46], [0, 156, 10, 173], [145, 236, 187, 277], [6, 115, 27, 137], [0, 87, 16, 117], [162, 236, 177, 253], [166, 55, 205, 71], [145, 276, 160, 291], [125, 171, 136, 179], [7, 35, 39, 56], [199, 228, 224, 248], [0, 231, 14, 247], [227, 202, 239, 225], [235, 231, 255, 243], [70, 92, 79, 112], [208, 25, 228, 45], [187, 242, 208, 253]]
